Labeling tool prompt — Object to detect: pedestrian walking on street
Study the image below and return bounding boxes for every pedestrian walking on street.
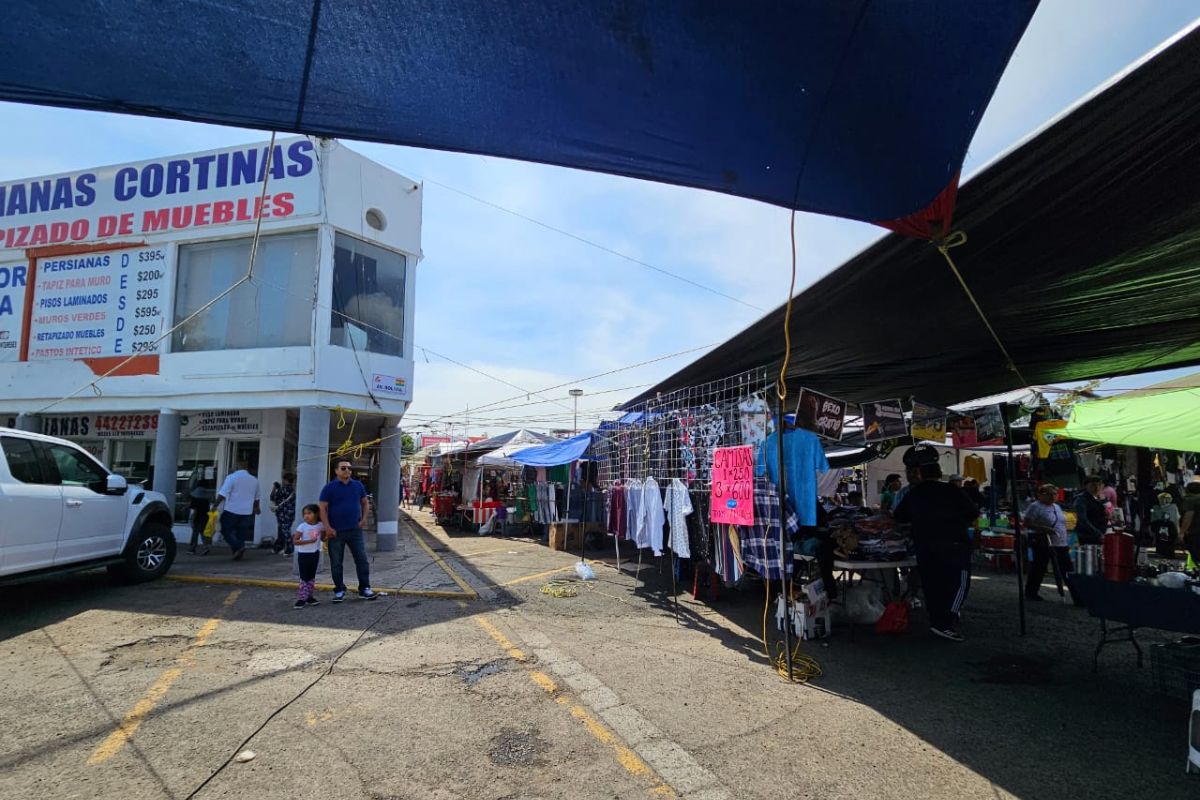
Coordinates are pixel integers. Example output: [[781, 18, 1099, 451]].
[[893, 450, 978, 642], [187, 479, 213, 555], [216, 459, 260, 560], [292, 504, 325, 608], [320, 458, 377, 602], [271, 472, 297, 555]]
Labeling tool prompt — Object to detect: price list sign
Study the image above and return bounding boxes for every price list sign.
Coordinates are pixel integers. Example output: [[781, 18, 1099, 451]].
[[27, 245, 170, 360]]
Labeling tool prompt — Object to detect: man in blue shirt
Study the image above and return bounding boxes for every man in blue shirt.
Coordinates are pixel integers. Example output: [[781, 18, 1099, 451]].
[[319, 459, 376, 602]]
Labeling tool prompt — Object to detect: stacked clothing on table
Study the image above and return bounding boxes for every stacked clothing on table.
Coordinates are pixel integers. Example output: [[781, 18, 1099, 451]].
[[827, 510, 911, 561]]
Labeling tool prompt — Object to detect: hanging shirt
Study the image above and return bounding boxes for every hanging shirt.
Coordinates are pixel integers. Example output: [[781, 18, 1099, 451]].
[[962, 453, 988, 484], [738, 395, 773, 452], [607, 483, 628, 539], [641, 477, 666, 555], [740, 477, 797, 580], [715, 522, 742, 586], [664, 478, 694, 558], [625, 478, 644, 545], [757, 428, 829, 526]]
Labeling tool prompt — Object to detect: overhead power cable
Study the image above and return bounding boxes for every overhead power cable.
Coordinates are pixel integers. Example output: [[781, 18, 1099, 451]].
[[379, 159, 765, 313]]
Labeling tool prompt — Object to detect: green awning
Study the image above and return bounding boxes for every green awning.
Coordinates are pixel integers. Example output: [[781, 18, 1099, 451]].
[[1064, 383, 1200, 452]]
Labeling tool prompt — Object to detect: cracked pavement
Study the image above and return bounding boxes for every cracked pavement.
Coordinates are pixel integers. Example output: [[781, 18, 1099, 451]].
[[1, 509, 1196, 799]]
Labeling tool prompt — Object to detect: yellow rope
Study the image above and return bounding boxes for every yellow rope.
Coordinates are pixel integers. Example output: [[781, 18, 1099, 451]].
[[935, 232, 1030, 388], [777, 208, 798, 403], [540, 579, 579, 598]]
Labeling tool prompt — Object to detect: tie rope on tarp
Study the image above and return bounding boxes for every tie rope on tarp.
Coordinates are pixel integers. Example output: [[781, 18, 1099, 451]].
[[934, 231, 1031, 389]]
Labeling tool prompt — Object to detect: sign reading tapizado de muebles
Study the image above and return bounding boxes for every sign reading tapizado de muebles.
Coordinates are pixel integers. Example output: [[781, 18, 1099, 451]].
[[0, 138, 321, 361]]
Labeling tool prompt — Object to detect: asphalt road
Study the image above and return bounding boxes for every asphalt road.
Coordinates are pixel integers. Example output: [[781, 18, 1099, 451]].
[[2, 511, 1196, 799]]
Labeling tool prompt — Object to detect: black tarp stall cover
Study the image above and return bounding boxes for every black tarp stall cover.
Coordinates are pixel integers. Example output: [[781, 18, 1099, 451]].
[[630, 23, 1200, 409]]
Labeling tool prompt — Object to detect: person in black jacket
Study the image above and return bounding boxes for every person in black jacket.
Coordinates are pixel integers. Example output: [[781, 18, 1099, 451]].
[[1073, 475, 1108, 545], [893, 458, 979, 642]]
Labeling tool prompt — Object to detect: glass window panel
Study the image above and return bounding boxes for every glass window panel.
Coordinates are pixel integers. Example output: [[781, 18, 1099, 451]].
[[173, 232, 317, 352], [1, 436, 47, 484], [329, 234, 405, 356], [47, 444, 108, 489], [175, 439, 219, 522]]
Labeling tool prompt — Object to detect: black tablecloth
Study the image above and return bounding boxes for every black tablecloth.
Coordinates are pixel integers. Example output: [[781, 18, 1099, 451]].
[[1067, 575, 1200, 633]]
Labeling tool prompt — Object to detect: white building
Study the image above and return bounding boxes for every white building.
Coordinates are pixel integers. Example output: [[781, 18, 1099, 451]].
[[0, 137, 421, 548]]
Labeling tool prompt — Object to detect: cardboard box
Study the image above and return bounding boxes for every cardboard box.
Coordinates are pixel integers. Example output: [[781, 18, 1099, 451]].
[[548, 522, 583, 552]]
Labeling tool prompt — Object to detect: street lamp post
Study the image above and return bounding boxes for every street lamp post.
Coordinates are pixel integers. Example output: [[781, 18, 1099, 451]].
[[569, 388, 584, 435]]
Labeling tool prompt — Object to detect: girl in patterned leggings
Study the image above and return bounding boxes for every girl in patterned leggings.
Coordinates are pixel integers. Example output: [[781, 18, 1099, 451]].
[[292, 504, 324, 609]]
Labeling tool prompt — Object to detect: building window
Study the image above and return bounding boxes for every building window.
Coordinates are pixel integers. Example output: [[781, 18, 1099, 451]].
[[172, 231, 317, 352], [329, 233, 405, 357]]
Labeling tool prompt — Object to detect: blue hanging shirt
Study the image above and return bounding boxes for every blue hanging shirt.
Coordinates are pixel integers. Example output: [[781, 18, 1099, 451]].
[[756, 428, 830, 526]]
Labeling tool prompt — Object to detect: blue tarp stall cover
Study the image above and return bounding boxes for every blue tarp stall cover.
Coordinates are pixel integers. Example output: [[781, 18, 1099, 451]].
[[0, 1, 1035, 223], [506, 432, 593, 468]]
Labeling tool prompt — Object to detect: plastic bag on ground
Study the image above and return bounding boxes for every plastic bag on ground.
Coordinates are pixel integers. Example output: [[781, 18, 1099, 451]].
[[574, 561, 596, 581]]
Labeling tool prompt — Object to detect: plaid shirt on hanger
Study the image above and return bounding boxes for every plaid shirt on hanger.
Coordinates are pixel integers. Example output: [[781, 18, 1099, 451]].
[[741, 476, 797, 580]]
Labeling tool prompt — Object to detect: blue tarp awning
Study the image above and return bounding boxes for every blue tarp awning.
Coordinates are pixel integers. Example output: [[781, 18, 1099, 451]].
[[0, 2, 1036, 222], [507, 432, 593, 467]]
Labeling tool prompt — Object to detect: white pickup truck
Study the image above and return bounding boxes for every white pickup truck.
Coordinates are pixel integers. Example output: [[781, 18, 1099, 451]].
[[0, 426, 176, 584]]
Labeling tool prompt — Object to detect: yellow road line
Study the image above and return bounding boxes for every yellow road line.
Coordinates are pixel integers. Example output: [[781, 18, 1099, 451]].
[[88, 589, 241, 764], [455, 546, 525, 558], [492, 559, 606, 588], [469, 613, 672, 797], [166, 574, 470, 599], [405, 524, 479, 598]]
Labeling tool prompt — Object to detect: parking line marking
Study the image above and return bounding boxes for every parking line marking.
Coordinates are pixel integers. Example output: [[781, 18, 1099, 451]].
[[165, 574, 471, 599], [404, 523, 479, 598], [87, 589, 241, 765], [470, 612, 674, 797]]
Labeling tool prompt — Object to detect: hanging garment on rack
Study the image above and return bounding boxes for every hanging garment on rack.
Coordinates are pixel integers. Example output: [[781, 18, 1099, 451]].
[[738, 393, 773, 451], [687, 490, 713, 562], [685, 404, 727, 485], [740, 477, 796, 580], [677, 412, 697, 482], [607, 483, 627, 538], [641, 477, 666, 555], [665, 478, 694, 559], [757, 428, 830, 527], [535, 482, 558, 524], [962, 453, 987, 484], [625, 478, 644, 545], [715, 523, 742, 586]]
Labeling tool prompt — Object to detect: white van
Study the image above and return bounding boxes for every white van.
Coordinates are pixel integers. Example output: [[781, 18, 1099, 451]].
[[0, 427, 175, 583]]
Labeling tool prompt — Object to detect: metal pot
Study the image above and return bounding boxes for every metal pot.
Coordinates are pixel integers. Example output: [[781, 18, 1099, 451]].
[[1076, 544, 1101, 576]]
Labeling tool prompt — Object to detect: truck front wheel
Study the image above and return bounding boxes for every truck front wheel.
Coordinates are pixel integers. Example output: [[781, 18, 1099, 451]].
[[110, 524, 177, 583]]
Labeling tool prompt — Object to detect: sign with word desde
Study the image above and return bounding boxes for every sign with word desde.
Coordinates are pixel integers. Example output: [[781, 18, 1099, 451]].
[[27, 245, 170, 360], [710, 446, 755, 527], [795, 388, 846, 441]]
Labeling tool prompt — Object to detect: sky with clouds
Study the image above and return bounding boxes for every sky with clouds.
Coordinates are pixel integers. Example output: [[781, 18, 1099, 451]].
[[1, 1, 1197, 438]]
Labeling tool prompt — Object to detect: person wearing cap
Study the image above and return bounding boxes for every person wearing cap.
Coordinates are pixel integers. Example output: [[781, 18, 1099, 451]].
[[893, 452, 978, 642], [948, 474, 964, 488]]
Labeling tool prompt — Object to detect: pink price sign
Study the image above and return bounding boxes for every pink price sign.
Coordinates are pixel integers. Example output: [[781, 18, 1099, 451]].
[[709, 445, 755, 526]]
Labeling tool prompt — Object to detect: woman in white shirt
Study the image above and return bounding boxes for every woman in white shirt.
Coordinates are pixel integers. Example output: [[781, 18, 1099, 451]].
[[1022, 484, 1073, 601]]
